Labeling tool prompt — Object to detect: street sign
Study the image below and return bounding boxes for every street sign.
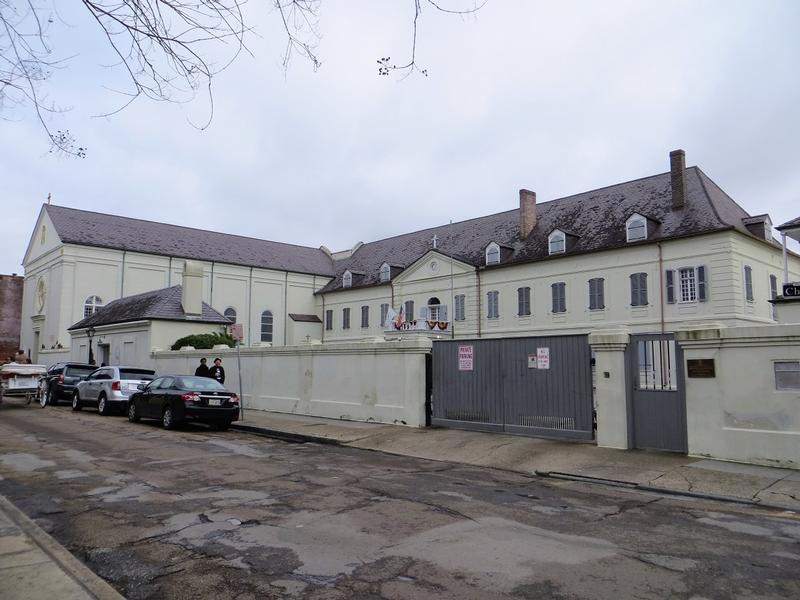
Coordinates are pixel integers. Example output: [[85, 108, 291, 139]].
[[458, 345, 473, 371], [784, 283, 800, 298], [536, 347, 550, 370], [230, 323, 244, 341]]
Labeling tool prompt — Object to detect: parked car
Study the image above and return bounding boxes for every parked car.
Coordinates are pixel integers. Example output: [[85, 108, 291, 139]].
[[72, 366, 157, 415], [127, 375, 240, 430], [41, 362, 97, 406]]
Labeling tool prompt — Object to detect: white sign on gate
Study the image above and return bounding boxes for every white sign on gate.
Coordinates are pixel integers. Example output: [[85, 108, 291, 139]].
[[536, 347, 550, 370], [458, 345, 474, 371], [527, 354, 537, 369]]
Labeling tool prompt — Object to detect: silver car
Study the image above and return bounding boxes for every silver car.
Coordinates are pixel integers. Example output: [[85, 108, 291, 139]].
[[72, 366, 156, 416]]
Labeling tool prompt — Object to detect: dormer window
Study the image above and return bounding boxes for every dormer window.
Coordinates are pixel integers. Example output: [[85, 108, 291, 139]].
[[485, 242, 501, 265], [626, 214, 647, 242], [379, 263, 390, 283], [342, 271, 352, 288], [548, 230, 566, 255]]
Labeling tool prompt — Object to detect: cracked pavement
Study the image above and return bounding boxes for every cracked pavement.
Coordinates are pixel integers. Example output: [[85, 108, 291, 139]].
[[1, 405, 799, 599]]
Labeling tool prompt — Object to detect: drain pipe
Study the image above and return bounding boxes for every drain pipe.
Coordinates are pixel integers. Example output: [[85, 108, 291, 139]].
[[476, 268, 482, 338], [658, 243, 665, 334]]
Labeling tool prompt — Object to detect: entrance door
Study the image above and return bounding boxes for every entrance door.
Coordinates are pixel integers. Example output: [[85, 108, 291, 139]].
[[627, 334, 687, 453]]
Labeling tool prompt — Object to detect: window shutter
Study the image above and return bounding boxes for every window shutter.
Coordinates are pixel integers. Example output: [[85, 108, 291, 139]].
[[697, 266, 707, 302], [640, 273, 648, 306], [560, 283, 566, 313], [666, 270, 676, 304], [630, 274, 639, 306], [552, 284, 558, 313], [439, 304, 448, 322], [598, 278, 605, 309]]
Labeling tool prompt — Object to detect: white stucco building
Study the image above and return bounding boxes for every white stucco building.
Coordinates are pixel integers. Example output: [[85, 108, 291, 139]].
[[20, 149, 800, 366]]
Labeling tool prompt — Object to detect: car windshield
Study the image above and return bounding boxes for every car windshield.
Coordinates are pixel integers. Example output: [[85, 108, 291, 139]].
[[120, 369, 156, 381], [68, 366, 97, 377], [176, 377, 226, 391]]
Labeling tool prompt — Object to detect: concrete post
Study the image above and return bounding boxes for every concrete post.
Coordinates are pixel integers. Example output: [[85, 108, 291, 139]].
[[588, 328, 631, 449]]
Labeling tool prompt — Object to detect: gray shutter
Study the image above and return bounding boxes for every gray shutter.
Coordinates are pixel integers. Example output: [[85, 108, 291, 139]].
[[666, 270, 675, 304], [598, 278, 605, 309], [698, 266, 707, 302], [630, 274, 639, 306], [552, 284, 558, 313], [640, 273, 648, 306], [439, 304, 448, 322]]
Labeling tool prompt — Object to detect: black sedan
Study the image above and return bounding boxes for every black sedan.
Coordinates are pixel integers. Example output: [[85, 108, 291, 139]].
[[127, 375, 240, 430]]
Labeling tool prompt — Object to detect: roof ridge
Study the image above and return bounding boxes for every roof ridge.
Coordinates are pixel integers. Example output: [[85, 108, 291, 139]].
[[45, 204, 328, 254]]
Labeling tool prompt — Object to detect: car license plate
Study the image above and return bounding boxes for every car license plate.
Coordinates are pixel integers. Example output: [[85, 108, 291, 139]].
[[208, 399, 221, 406]]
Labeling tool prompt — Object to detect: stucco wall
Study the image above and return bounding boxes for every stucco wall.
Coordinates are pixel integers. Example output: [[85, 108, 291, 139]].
[[677, 324, 800, 468], [151, 338, 431, 427]]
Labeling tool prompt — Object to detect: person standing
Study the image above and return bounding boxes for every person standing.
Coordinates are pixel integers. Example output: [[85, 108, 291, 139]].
[[195, 358, 210, 377], [209, 358, 225, 384]]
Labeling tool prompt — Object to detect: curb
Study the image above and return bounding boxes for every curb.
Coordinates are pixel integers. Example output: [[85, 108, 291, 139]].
[[230, 422, 338, 445], [0, 495, 126, 600], [535, 471, 799, 513]]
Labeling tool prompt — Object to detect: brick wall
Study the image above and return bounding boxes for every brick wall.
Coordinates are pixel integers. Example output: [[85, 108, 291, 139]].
[[0, 274, 24, 363]]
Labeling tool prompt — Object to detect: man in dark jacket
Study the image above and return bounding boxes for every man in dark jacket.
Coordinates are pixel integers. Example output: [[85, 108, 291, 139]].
[[195, 358, 210, 378], [209, 358, 225, 384]]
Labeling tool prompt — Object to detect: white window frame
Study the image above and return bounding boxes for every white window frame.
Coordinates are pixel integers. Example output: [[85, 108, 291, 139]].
[[342, 270, 352, 288], [379, 263, 391, 283], [485, 242, 501, 266], [260, 310, 273, 342], [548, 230, 566, 255], [678, 267, 697, 303], [774, 360, 800, 391], [84, 295, 104, 318], [626, 214, 647, 242]]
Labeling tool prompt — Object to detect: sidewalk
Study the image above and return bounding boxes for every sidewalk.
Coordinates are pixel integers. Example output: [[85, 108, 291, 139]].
[[233, 410, 800, 512], [0, 495, 124, 600]]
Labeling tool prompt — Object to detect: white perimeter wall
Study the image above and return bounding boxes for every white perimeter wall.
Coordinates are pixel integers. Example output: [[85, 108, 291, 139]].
[[677, 324, 800, 469], [151, 338, 431, 427]]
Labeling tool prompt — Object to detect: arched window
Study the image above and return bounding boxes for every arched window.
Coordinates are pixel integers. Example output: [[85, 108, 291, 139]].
[[626, 214, 647, 242], [548, 230, 566, 255], [379, 263, 391, 283], [224, 307, 237, 324], [84, 295, 103, 318], [427, 297, 442, 321], [342, 271, 352, 288], [260, 310, 273, 342], [485, 242, 500, 265]]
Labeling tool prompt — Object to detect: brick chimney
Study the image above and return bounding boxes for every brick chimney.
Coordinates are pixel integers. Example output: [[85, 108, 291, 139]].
[[670, 149, 687, 210], [520, 189, 537, 238], [181, 260, 203, 316]]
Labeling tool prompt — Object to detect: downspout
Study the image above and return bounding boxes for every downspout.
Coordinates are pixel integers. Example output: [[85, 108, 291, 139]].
[[284, 271, 289, 346], [120, 250, 127, 297], [658, 242, 665, 334], [247, 267, 253, 346], [476, 268, 482, 338], [321, 293, 326, 343], [210, 261, 215, 306], [782, 232, 789, 284], [167, 256, 172, 287]]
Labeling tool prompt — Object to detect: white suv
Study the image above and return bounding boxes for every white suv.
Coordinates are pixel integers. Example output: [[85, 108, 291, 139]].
[[73, 366, 156, 415]]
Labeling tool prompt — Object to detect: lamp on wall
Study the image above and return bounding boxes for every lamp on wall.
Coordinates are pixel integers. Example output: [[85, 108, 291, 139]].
[[86, 326, 96, 365]]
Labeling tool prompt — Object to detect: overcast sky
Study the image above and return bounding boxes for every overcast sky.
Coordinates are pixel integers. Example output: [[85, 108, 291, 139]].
[[2, 0, 799, 276]]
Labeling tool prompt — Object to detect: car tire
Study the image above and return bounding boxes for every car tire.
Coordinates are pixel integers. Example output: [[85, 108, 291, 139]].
[[71, 392, 82, 411], [98, 394, 109, 416], [162, 406, 178, 430], [39, 387, 49, 408], [127, 400, 140, 423]]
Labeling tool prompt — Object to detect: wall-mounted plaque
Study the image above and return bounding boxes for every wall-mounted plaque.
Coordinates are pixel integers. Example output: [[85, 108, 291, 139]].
[[687, 359, 715, 378]]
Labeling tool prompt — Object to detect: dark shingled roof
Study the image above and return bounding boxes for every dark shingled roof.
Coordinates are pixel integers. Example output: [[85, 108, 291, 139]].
[[777, 216, 800, 231], [68, 286, 229, 330], [318, 167, 766, 293], [46, 205, 334, 277]]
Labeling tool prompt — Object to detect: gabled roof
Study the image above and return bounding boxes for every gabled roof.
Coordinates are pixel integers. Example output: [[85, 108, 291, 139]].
[[68, 286, 229, 330], [318, 166, 761, 293], [45, 205, 334, 277], [777, 216, 800, 231]]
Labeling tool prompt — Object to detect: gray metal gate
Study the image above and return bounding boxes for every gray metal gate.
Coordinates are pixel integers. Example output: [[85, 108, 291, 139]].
[[431, 335, 594, 440], [626, 333, 687, 453]]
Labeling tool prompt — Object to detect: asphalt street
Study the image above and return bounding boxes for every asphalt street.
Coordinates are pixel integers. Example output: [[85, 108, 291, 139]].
[[0, 405, 798, 600]]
